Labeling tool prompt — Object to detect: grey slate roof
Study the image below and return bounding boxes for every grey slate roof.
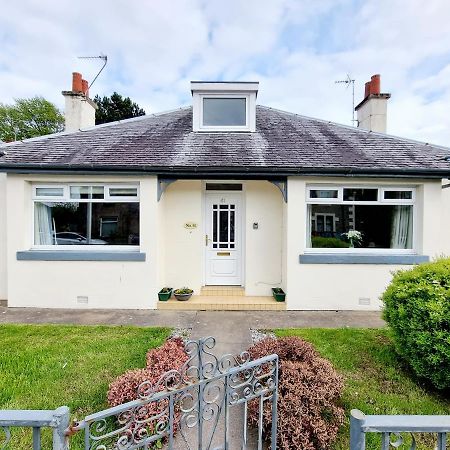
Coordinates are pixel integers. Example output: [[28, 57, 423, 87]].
[[1, 105, 449, 177]]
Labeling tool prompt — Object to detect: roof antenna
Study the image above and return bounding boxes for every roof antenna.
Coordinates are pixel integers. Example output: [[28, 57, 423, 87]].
[[335, 74, 356, 126], [77, 54, 108, 89]]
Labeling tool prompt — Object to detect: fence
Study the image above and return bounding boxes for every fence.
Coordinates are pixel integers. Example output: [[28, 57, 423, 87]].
[[0, 406, 70, 450], [350, 409, 449, 450]]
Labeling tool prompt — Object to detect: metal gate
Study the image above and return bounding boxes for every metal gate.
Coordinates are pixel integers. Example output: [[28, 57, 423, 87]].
[[72, 336, 278, 449]]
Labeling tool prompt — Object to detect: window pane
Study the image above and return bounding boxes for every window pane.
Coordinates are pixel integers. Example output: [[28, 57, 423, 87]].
[[309, 204, 413, 249], [206, 183, 243, 191], [70, 186, 104, 200], [35, 187, 64, 197], [309, 189, 338, 199], [384, 190, 412, 200], [109, 187, 138, 197], [343, 188, 378, 201], [203, 98, 246, 126], [34, 202, 139, 246]]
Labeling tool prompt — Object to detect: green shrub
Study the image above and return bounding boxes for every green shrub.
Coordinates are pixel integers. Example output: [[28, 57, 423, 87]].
[[311, 236, 349, 248], [382, 259, 450, 390]]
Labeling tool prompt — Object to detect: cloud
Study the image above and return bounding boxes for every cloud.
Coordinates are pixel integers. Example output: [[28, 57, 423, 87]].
[[0, 0, 449, 145]]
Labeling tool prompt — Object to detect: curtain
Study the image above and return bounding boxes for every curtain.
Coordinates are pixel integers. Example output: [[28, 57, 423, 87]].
[[34, 202, 54, 245], [390, 206, 413, 249]]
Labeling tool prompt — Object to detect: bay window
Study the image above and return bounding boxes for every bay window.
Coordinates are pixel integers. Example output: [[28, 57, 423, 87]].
[[33, 184, 139, 248], [307, 186, 415, 251]]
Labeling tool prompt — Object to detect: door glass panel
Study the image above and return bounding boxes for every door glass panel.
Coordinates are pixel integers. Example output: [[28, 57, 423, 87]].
[[213, 209, 217, 242], [219, 210, 228, 242], [230, 210, 235, 242]]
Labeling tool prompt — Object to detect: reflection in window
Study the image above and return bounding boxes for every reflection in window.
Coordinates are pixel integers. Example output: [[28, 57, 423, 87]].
[[34, 202, 139, 246], [309, 204, 413, 249]]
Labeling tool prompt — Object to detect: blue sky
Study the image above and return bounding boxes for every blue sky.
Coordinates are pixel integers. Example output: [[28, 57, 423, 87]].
[[1, 0, 450, 145]]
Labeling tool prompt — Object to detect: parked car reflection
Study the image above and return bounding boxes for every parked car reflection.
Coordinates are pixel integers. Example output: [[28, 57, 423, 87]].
[[55, 232, 107, 245]]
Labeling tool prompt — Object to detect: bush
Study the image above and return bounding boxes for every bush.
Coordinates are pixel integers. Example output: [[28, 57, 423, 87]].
[[107, 337, 188, 432], [382, 259, 450, 390], [311, 236, 349, 248], [247, 336, 345, 450]]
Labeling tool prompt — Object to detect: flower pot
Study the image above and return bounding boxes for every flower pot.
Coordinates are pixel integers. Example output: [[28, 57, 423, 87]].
[[158, 288, 173, 301], [174, 292, 192, 301], [272, 288, 286, 302]]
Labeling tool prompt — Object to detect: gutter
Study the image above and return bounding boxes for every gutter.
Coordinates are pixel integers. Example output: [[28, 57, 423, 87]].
[[0, 164, 449, 179]]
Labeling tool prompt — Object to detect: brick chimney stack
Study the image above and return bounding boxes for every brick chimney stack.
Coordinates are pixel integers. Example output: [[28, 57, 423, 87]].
[[354, 74, 391, 133], [62, 72, 97, 132]]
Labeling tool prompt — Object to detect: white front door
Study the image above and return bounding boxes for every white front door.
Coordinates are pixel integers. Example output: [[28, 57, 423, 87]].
[[205, 193, 242, 285]]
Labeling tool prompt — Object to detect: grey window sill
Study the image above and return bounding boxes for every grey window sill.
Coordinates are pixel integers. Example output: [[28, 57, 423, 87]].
[[299, 254, 429, 265], [17, 251, 146, 262]]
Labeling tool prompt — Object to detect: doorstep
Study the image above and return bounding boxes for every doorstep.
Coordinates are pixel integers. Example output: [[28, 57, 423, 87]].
[[157, 295, 286, 311]]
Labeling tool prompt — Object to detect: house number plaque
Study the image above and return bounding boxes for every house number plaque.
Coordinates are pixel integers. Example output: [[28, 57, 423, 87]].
[[184, 222, 197, 229]]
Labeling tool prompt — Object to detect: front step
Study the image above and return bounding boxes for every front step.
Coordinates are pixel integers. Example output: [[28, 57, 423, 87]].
[[158, 295, 285, 311], [200, 286, 245, 296]]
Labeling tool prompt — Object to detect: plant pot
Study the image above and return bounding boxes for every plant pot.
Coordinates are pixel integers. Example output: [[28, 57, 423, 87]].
[[174, 293, 193, 301], [158, 288, 173, 301], [272, 288, 286, 302]]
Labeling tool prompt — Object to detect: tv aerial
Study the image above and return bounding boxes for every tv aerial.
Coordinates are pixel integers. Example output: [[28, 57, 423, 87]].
[[335, 74, 356, 126], [77, 54, 108, 88]]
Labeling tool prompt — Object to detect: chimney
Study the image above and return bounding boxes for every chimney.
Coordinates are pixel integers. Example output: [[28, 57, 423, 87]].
[[61, 72, 97, 132], [354, 74, 391, 133]]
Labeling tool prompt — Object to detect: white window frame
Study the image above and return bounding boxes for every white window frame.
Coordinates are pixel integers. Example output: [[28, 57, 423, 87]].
[[312, 213, 337, 233], [32, 183, 140, 251], [198, 93, 251, 132], [305, 184, 416, 254]]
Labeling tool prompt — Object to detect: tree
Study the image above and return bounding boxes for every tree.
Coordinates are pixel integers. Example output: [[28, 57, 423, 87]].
[[0, 96, 64, 142], [94, 92, 145, 125]]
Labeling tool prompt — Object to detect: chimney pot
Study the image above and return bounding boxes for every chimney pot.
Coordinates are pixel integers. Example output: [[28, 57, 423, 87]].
[[364, 81, 371, 98], [72, 72, 83, 93], [370, 74, 380, 95], [81, 79, 89, 97]]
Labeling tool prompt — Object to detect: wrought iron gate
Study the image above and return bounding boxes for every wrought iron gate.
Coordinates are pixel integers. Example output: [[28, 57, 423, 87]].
[[72, 337, 279, 449]]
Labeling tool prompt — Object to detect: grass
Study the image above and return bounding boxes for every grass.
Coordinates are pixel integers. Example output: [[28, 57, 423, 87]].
[[275, 328, 450, 450], [0, 324, 170, 449]]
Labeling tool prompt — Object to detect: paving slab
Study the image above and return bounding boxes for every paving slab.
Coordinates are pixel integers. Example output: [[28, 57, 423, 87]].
[[0, 307, 384, 329]]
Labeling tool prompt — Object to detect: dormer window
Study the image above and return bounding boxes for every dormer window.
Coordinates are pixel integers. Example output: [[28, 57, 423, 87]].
[[191, 81, 258, 132]]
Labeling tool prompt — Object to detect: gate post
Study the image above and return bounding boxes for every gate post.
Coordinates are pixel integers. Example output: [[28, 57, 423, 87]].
[[52, 406, 70, 450], [350, 409, 366, 450]]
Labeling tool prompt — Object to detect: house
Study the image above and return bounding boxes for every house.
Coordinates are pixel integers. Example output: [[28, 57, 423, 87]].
[[1, 73, 450, 311]]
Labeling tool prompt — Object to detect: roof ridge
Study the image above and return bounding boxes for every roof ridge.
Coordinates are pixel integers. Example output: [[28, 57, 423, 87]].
[[257, 105, 450, 152], [0, 106, 192, 148]]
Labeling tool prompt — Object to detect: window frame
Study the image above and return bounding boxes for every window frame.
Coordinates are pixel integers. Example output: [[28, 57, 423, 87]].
[[198, 93, 250, 132], [31, 183, 140, 251], [305, 184, 417, 254]]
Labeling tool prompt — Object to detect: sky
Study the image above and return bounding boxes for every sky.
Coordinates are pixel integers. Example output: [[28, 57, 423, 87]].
[[1, 0, 450, 146]]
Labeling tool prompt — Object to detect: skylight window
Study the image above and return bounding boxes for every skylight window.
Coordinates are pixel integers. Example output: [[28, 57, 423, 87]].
[[191, 81, 258, 132]]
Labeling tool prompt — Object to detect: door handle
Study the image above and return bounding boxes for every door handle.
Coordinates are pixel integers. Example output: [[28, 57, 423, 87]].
[[205, 234, 209, 246]]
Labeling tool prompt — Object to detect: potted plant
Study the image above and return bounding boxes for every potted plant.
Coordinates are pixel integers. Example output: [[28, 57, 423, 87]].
[[158, 287, 173, 301], [174, 287, 193, 301], [272, 287, 286, 302]]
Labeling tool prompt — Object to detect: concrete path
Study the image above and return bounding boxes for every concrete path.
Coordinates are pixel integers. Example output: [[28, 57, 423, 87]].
[[0, 307, 385, 330]]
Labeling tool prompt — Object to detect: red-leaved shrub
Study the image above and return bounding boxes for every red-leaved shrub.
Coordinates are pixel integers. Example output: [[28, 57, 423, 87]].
[[248, 336, 345, 450], [107, 337, 189, 438]]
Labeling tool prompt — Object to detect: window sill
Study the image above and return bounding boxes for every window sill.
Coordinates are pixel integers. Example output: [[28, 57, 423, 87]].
[[16, 251, 146, 262], [299, 254, 429, 265]]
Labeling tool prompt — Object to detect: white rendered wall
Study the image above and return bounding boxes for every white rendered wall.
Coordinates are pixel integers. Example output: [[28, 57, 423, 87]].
[[244, 181, 283, 296], [0, 173, 7, 301], [357, 98, 388, 133], [285, 177, 443, 311], [6, 174, 159, 309], [440, 180, 450, 256], [63, 94, 96, 132], [161, 180, 203, 293]]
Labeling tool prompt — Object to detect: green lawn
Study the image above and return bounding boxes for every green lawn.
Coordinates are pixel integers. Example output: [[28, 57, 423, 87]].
[[275, 328, 450, 450], [0, 324, 170, 449]]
